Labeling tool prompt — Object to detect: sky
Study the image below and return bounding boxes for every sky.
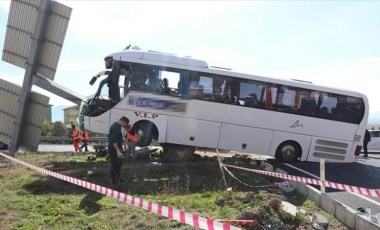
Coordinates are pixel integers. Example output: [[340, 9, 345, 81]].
[[0, 1, 380, 122]]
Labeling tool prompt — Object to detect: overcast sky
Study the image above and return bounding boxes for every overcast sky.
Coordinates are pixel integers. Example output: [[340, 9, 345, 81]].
[[0, 1, 379, 120]]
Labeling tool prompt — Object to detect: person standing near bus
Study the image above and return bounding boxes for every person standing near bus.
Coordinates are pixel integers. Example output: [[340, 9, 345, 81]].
[[71, 124, 81, 152], [126, 124, 140, 162], [363, 129, 371, 157], [108, 116, 129, 185], [80, 129, 89, 152]]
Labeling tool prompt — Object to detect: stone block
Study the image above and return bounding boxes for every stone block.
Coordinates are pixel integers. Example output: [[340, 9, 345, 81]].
[[282, 201, 297, 216], [312, 213, 329, 229]]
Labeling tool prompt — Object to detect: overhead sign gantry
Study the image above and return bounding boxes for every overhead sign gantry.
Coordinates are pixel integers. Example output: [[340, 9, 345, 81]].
[[1, 0, 72, 154]]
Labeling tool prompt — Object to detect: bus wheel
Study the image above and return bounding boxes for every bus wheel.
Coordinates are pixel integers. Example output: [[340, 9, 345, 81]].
[[161, 144, 196, 162], [137, 126, 152, 147], [275, 141, 301, 162], [135, 121, 158, 147]]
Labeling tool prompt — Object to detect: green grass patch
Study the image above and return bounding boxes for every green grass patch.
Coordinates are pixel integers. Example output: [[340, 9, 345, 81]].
[[0, 152, 347, 229]]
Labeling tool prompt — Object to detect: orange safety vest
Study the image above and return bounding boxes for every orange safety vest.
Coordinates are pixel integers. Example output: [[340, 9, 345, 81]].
[[71, 128, 81, 140], [81, 132, 89, 141], [127, 131, 138, 142]]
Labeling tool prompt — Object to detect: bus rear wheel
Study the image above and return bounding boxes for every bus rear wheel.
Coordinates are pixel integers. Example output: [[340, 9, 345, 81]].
[[275, 141, 301, 162], [161, 144, 196, 162]]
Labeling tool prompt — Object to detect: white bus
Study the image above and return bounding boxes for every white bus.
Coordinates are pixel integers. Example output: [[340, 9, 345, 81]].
[[78, 47, 368, 163]]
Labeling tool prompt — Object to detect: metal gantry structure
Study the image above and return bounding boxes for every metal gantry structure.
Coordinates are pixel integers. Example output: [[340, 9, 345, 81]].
[[0, 0, 80, 155]]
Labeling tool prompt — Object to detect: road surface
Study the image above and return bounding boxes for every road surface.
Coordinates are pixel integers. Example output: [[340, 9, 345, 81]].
[[268, 154, 380, 216]]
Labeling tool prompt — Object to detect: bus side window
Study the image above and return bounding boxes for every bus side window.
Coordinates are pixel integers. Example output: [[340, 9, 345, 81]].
[[232, 96, 238, 105], [245, 93, 258, 107], [318, 107, 329, 118], [263, 86, 273, 109], [299, 97, 317, 116], [189, 85, 204, 99], [162, 78, 170, 94], [212, 87, 225, 103], [230, 80, 240, 105], [145, 70, 162, 93]]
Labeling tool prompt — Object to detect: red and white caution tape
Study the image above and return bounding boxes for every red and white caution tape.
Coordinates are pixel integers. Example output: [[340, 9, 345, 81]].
[[221, 163, 380, 199], [0, 152, 240, 230], [221, 163, 274, 188]]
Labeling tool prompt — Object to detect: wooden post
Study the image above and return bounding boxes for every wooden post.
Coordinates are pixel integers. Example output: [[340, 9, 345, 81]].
[[320, 159, 325, 193]]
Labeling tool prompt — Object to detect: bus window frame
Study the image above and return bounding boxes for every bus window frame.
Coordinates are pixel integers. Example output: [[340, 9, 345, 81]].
[[107, 61, 366, 125]]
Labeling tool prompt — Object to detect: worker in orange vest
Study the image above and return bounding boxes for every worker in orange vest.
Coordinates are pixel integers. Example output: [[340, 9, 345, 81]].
[[80, 129, 89, 152], [71, 124, 81, 152], [126, 124, 140, 161]]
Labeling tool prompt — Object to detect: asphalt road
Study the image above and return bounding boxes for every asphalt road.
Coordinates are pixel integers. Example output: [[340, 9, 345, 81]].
[[267, 153, 380, 216]]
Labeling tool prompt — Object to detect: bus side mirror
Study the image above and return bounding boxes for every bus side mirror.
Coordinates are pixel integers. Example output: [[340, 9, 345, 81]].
[[89, 76, 97, 85]]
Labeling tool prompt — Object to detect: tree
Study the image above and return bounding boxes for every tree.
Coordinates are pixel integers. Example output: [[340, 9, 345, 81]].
[[41, 121, 52, 136], [51, 121, 67, 136]]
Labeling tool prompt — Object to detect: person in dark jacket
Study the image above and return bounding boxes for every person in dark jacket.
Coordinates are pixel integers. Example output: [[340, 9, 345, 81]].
[[108, 116, 129, 185], [363, 129, 371, 157]]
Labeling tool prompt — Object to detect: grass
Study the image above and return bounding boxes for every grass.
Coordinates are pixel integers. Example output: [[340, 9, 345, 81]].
[[0, 152, 348, 229]]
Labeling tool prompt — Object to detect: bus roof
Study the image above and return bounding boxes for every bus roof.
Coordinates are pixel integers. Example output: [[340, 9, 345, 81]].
[[107, 50, 209, 68]]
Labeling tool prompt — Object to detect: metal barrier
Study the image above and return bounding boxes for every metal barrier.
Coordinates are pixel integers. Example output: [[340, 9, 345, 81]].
[[39, 136, 108, 144]]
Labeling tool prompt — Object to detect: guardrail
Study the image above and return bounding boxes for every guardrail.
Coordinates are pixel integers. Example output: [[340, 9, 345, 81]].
[[40, 136, 108, 144]]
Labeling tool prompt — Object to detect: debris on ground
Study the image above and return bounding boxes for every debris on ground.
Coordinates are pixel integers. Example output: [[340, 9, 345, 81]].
[[311, 213, 329, 230], [50, 166, 65, 171], [274, 181, 295, 193]]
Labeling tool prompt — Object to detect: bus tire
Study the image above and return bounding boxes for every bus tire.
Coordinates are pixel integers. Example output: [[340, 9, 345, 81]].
[[138, 127, 152, 147], [161, 144, 196, 162], [275, 141, 301, 162], [135, 121, 158, 147]]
